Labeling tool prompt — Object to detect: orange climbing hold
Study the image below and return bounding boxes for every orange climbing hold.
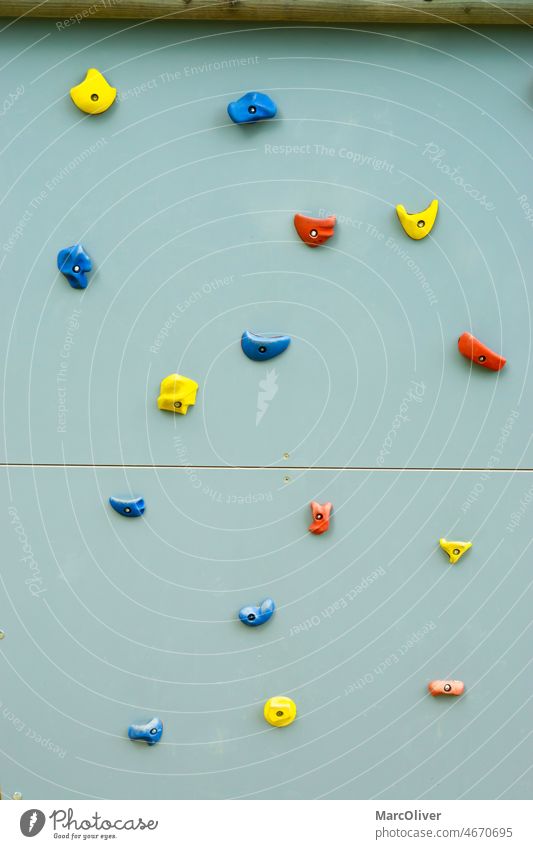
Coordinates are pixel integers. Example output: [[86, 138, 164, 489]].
[[294, 214, 336, 246], [458, 332, 506, 371], [428, 680, 464, 696], [308, 501, 332, 535]]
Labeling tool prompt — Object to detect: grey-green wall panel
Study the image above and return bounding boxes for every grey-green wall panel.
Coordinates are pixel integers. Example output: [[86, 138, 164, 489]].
[[1, 22, 532, 467], [0, 468, 531, 799]]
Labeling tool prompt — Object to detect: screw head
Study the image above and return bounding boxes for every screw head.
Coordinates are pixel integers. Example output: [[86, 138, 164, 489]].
[[91, 93, 99, 101], [309, 229, 318, 238], [417, 220, 425, 228]]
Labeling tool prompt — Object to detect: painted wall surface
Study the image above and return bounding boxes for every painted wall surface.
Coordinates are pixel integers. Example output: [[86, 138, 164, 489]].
[[0, 21, 531, 799]]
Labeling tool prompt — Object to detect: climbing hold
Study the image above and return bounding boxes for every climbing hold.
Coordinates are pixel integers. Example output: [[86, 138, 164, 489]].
[[227, 91, 277, 124], [264, 696, 297, 727], [0, 630, 4, 640], [239, 598, 276, 627], [70, 68, 116, 115], [128, 717, 163, 745], [428, 680, 464, 696], [57, 244, 92, 289], [458, 332, 506, 371], [308, 501, 332, 535], [241, 330, 291, 361], [396, 199, 438, 240], [294, 213, 336, 247], [157, 374, 198, 414], [109, 496, 145, 518], [439, 538, 472, 565]]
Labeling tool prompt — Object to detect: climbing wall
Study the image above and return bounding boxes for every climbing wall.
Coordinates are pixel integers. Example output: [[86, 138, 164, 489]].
[[0, 20, 532, 799]]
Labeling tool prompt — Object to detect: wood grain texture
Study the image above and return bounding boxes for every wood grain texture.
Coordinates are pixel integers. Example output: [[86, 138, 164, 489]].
[[2, 0, 533, 24]]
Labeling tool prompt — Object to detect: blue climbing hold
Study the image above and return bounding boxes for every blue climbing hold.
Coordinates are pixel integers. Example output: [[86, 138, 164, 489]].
[[109, 496, 145, 517], [128, 717, 163, 745], [239, 598, 276, 626], [57, 244, 92, 289], [227, 91, 277, 124], [241, 330, 291, 361]]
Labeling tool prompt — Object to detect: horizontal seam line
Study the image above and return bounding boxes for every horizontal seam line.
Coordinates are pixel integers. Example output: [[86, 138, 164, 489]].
[[1, 464, 533, 473]]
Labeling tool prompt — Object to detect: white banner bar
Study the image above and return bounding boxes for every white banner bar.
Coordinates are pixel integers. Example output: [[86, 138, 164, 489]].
[[0, 799, 530, 848]]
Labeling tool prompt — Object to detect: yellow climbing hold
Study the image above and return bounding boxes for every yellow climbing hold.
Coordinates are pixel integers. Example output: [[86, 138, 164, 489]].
[[439, 538, 472, 565], [396, 199, 438, 240], [70, 68, 116, 115], [263, 696, 297, 727], [157, 374, 198, 415]]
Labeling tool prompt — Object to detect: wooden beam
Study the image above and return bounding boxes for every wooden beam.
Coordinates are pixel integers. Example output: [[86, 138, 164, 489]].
[[2, 0, 533, 25]]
